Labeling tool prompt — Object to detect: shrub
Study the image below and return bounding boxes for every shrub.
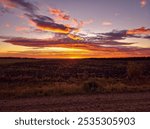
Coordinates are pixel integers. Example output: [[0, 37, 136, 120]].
[[82, 79, 105, 93], [127, 61, 145, 84]]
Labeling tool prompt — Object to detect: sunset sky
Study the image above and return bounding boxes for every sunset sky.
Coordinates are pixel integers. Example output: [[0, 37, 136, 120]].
[[0, 0, 150, 58]]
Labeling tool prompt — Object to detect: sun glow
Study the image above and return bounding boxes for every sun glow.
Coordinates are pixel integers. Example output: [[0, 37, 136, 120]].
[[37, 47, 90, 52]]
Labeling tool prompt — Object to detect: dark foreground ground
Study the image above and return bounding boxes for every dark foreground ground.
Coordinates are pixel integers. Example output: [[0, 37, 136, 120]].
[[0, 92, 150, 112], [0, 57, 150, 111]]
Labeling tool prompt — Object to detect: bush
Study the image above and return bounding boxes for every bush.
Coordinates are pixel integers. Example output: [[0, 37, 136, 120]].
[[83, 79, 105, 93], [127, 61, 145, 84]]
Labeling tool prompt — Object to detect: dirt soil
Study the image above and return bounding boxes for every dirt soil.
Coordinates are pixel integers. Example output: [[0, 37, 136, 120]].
[[0, 92, 150, 112]]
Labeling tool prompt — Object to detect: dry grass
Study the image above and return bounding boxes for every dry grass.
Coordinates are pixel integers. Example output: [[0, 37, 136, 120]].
[[0, 77, 150, 99], [0, 58, 150, 99]]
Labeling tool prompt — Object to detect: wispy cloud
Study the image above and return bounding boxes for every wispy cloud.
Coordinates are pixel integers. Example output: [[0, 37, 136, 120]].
[[140, 0, 147, 8], [26, 14, 78, 34], [68, 34, 83, 40], [72, 18, 93, 28], [1, 31, 133, 48], [102, 21, 112, 26], [0, 0, 38, 13], [48, 7, 93, 27], [15, 26, 30, 32], [48, 7, 93, 40], [49, 7, 70, 21], [127, 27, 150, 35], [101, 30, 127, 40]]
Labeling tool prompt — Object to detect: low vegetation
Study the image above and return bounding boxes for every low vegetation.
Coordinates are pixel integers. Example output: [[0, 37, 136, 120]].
[[0, 57, 150, 99]]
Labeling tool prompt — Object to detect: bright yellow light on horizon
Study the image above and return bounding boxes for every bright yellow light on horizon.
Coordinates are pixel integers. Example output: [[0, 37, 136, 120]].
[[0, 42, 92, 59], [0, 42, 32, 53], [68, 56, 84, 59], [38, 47, 90, 52]]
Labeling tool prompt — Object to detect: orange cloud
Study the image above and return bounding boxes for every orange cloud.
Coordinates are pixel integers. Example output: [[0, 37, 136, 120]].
[[0, 0, 16, 9], [48, 7, 93, 39], [16, 26, 30, 32], [67, 19, 93, 40], [49, 7, 70, 21], [102, 21, 112, 26], [36, 24, 71, 34], [140, 0, 147, 7], [28, 18, 75, 34], [127, 27, 150, 35], [72, 18, 93, 28], [26, 14, 79, 35], [49, 7, 93, 29], [68, 34, 83, 40], [82, 19, 93, 26], [28, 19, 36, 26]]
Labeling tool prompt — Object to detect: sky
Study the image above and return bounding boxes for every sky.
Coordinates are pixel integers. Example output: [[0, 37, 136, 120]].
[[0, 0, 150, 58]]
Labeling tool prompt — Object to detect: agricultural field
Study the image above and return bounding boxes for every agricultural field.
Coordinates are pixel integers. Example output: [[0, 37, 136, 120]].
[[0, 57, 150, 111]]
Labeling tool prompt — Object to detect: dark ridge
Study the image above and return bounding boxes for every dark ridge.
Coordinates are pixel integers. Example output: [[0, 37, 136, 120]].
[[0, 57, 150, 61], [0, 57, 38, 60]]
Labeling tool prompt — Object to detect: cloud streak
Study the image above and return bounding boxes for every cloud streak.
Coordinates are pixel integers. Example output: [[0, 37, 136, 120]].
[[1, 41, 149, 58], [127, 27, 150, 35], [26, 14, 78, 35], [2, 33, 133, 48], [49, 7, 70, 21], [0, 0, 38, 13], [15, 26, 30, 32], [102, 21, 112, 26]]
